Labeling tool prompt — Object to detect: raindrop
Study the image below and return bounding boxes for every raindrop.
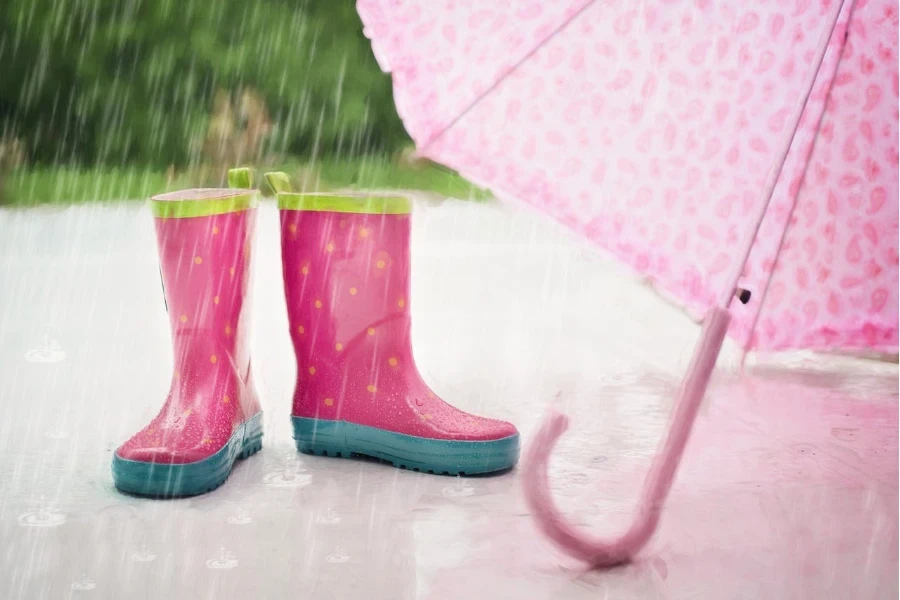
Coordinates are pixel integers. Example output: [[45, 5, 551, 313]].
[[227, 509, 253, 525], [206, 547, 239, 570], [325, 547, 351, 563], [442, 479, 475, 498], [263, 460, 312, 488], [315, 508, 341, 525], [130, 544, 157, 563], [71, 574, 96, 591], [18, 496, 66, 527], [24, 331, 66, 363], [44, 425, 70, 440]]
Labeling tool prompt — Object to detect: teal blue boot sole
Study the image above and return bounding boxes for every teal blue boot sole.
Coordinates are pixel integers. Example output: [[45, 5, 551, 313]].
[[112, 412, 263, 497], [292, 417, 518, 475]]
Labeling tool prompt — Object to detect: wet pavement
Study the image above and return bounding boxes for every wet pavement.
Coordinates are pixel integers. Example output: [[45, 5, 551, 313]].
[[0, 198, 896, 599]]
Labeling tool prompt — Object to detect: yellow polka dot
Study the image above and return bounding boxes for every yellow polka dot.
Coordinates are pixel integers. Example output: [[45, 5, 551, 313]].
[[315, 300, 322, 309], [223, 395, 230, 404], [335, 343, 343, 351], [201, 437, 212, 445], [194, 256, 202, 265], [301, 265, 309, 275], [349, 287, 358, 296], [388, 357, 398, 367], [214, 295, 220, 305], [367, 384, 377, 393], [359, 228, 369, 238], [229, 267, 235, 278], [179, 314, 188, 323], [367, 327, 375, 336], [288, 223, 297, 234], [422, 414, 432, 420], [183, 409, 192, 416], [308, 366, 316, 375], [376, 260, 386, 269], [210, 355, 217, 364], [225, 324, 232, 336], [212, 225, 219, 235], [324, 398, 334, 406], [427, 391, 435, 399], [326, 242, 335, 253], [297, 325, 305, 334], [398, 298, 406, 308], [173, 371, 180, 379]]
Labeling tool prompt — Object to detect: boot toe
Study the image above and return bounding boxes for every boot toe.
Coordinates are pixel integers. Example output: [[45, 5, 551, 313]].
[[116, 436, 224, 465], [457, 417, 518, 441]]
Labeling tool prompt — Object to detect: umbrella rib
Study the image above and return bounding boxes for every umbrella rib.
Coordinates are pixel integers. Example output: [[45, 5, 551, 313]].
[[421, 0, 599, 151], [743, 0, 859, 351], [717, 0, 852, 310]]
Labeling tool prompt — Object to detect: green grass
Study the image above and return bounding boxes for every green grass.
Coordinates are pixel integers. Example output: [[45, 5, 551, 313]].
[[312, 157, 492, 201], [2, 167, 183, 206], [1, 156, 493, 207]]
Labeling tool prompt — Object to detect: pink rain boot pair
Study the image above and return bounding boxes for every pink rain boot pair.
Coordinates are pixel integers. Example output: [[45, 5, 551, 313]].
[[113, 171, 518, 497]]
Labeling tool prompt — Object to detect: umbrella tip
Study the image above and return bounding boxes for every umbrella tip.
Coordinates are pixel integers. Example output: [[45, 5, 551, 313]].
[[736, 288, 752, 305]]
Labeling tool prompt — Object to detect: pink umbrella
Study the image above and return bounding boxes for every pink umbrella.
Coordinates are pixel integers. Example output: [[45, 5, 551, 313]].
[[357, 0, 899, 566]]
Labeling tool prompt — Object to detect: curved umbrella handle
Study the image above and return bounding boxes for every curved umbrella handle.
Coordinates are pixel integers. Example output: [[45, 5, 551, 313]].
[[522, 307, 732, 567]]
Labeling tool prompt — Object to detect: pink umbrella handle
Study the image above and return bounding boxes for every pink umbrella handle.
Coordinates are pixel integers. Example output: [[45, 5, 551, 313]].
[[522, 0, 850, 566], [522, 307, 731, 567]]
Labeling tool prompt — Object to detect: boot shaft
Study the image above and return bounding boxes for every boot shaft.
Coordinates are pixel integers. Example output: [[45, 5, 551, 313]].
[[151, 188, 258, 375], [279, 193, 414, 365], [278, 192, 417, 418]]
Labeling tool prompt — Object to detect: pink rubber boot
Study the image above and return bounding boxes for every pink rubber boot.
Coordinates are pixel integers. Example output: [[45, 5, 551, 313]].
[[112, 185, 263, 497], [272, 176, 519, 475]]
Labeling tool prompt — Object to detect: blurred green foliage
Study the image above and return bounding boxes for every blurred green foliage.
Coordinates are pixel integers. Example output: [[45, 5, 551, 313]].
[[0, 0, 409, 168]]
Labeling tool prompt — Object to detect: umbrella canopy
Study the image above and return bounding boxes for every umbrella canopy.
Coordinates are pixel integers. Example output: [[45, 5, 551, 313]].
[[358, 0, 898, 353], [358, 0, 898, 567]]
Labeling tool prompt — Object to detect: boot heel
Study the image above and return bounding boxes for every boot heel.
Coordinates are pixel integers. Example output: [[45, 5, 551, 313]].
[[239, 438, 263, 459], [238, 413, 264, 459], [292, 418, 349, 457]]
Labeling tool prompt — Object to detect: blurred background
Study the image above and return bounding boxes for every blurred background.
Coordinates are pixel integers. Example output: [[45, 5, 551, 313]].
[[0, 0, 489, 206]]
